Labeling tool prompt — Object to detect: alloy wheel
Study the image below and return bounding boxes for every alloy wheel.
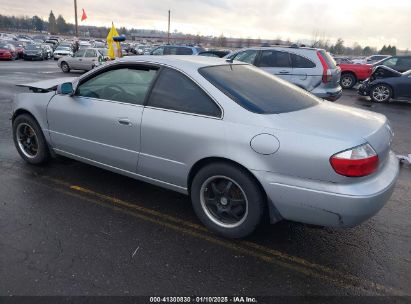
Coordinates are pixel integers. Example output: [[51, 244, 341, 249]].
[[372, 85, 390, 102], [16, 123, 39, 159], [200, 176, 248, 228]]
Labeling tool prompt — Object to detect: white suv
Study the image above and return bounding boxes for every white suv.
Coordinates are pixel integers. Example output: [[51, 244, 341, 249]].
[[226, 46, 342, 101]]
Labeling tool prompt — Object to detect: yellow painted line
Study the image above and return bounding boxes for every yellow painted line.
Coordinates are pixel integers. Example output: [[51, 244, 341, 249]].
[[4, 169, 406, 296], [67, 184, 405, 296]]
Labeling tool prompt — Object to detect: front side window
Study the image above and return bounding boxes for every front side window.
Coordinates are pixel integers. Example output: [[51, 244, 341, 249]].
[[152, 47, 164, 55], [382, 57, 398, 67], [75, 50, 86, 57], [199, 64, 319, 114], [258, 50, 291, 68], [76, 67, 158, 105], [147, 68, 221, 117], [234, 50, 258, 64], [85, 49, 96, 57]]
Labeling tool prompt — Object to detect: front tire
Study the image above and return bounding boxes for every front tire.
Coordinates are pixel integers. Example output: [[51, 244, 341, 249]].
[[12, 114, 50, 165], [191, 163, 265, 238], [340, 73, 356, 89], [370, 84, 392, 103]]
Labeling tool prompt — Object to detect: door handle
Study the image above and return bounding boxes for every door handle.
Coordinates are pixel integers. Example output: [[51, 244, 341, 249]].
[[118, 119, 132, 126], [279, 70, 290, 74]]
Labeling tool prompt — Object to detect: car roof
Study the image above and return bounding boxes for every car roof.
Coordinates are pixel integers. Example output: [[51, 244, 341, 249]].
[[233, 46, 321, 52], [119, 55, 238, 69]]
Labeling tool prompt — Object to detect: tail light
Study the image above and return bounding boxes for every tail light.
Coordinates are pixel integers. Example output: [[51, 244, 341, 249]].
[[317, 51, 332, 83], [330, 143, 379, 177]]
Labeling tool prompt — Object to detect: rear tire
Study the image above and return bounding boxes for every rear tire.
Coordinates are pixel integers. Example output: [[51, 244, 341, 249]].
[[61, 62, 70, 73], [12, 114, 50, 165], [191, 162, 265, 238], [370, 84, 392, 103], [340, 73, 356, 89]]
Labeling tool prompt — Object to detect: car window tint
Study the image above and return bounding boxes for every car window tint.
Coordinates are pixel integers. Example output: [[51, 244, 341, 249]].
[[166, 47, 179, 55], [148, 68, 221, 117], [199, 52, 219, 57], [258, 50, 291, 68], [74, 50, 86, 57], [85, 49, 96, 57], [291, 54, 315, 68], [318, 50, 337, 69], [234, 50, 258, 64], [383, 57, 398, 67], [398, 58, 411, 67], [152, 47, 164, 55], [199, 64, 319, 114], [177, 47, 193, 55], [76, 67, 158, 105]]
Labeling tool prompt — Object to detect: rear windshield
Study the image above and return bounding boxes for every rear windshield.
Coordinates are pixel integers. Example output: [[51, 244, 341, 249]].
[[199, 64, 319, 114], [318, 50, 337, 69]]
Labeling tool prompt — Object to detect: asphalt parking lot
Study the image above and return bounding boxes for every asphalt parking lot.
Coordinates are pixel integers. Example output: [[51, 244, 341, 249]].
[[0, 60, 410, 298]]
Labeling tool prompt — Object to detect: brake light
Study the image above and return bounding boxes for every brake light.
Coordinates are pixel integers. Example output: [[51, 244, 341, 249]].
[[330, 143, 379, 177], [317, 51, 331, 83]]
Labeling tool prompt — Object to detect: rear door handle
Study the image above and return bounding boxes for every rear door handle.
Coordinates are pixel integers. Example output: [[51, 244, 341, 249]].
[[279, 70, 290, 74], [118, 119, 132, 126]]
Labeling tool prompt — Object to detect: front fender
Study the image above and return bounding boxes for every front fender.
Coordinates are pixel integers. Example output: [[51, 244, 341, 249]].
[[12, 92, 55, 143]]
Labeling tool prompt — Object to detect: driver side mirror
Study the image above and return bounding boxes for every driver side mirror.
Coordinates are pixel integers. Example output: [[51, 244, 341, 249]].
[[57, 82, 74, 95]]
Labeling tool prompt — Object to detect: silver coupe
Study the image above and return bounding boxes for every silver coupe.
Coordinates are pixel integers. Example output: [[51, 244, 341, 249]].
[[12, 56, 399, 238]]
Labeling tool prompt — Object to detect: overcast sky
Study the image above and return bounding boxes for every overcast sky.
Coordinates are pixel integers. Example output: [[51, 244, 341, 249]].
[[2, 0, 410, 49]]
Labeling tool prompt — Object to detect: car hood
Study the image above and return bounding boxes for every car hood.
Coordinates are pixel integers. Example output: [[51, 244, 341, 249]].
[[370, 65, 402, 79], [271, 102, 392, 163], [16, 77, 77, 92]]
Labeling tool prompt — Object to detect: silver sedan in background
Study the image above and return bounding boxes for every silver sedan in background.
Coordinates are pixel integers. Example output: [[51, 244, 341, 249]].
[[12, 56, 399, 238], [57, 48, 103, 73]]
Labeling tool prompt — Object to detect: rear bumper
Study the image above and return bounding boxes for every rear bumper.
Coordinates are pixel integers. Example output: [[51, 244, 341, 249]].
[[311, 86, 343, 101], [252, 151, 399, 227]]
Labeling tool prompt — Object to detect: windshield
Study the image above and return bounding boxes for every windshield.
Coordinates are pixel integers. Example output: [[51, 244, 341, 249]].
[[0, 43, 10, 49], [199, 64, 319, 114], [56, 47, 70, 51]]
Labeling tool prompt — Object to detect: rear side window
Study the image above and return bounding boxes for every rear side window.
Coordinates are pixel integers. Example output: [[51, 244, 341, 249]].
[[318, 50, 337, 69], [257, 50, 291, 68], [199, 64, 319, 114], [177, 47, 193, 55], [233, 50, 258, 64], [398, 58, 411, 68], [291, 54, 315, 68], [147, 68, 221, 117]]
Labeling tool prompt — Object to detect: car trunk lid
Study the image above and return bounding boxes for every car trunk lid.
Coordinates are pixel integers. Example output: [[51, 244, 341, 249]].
[[275, 102, 393, 167]]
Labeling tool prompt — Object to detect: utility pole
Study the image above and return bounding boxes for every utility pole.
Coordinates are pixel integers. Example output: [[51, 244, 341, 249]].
[[167, 10, 171, 45], [74, 0, 79, 37]]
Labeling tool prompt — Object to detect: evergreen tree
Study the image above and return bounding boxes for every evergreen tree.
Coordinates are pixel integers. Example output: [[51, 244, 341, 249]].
[[48, 10, 57, 34]]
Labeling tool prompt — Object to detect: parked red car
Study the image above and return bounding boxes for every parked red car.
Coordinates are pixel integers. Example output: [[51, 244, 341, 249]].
[[339, 63, 373, 89], [0, 42, 17, 60]]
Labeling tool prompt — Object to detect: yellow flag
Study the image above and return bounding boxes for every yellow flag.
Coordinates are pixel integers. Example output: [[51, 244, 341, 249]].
[[106, 22, 121, 60]]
